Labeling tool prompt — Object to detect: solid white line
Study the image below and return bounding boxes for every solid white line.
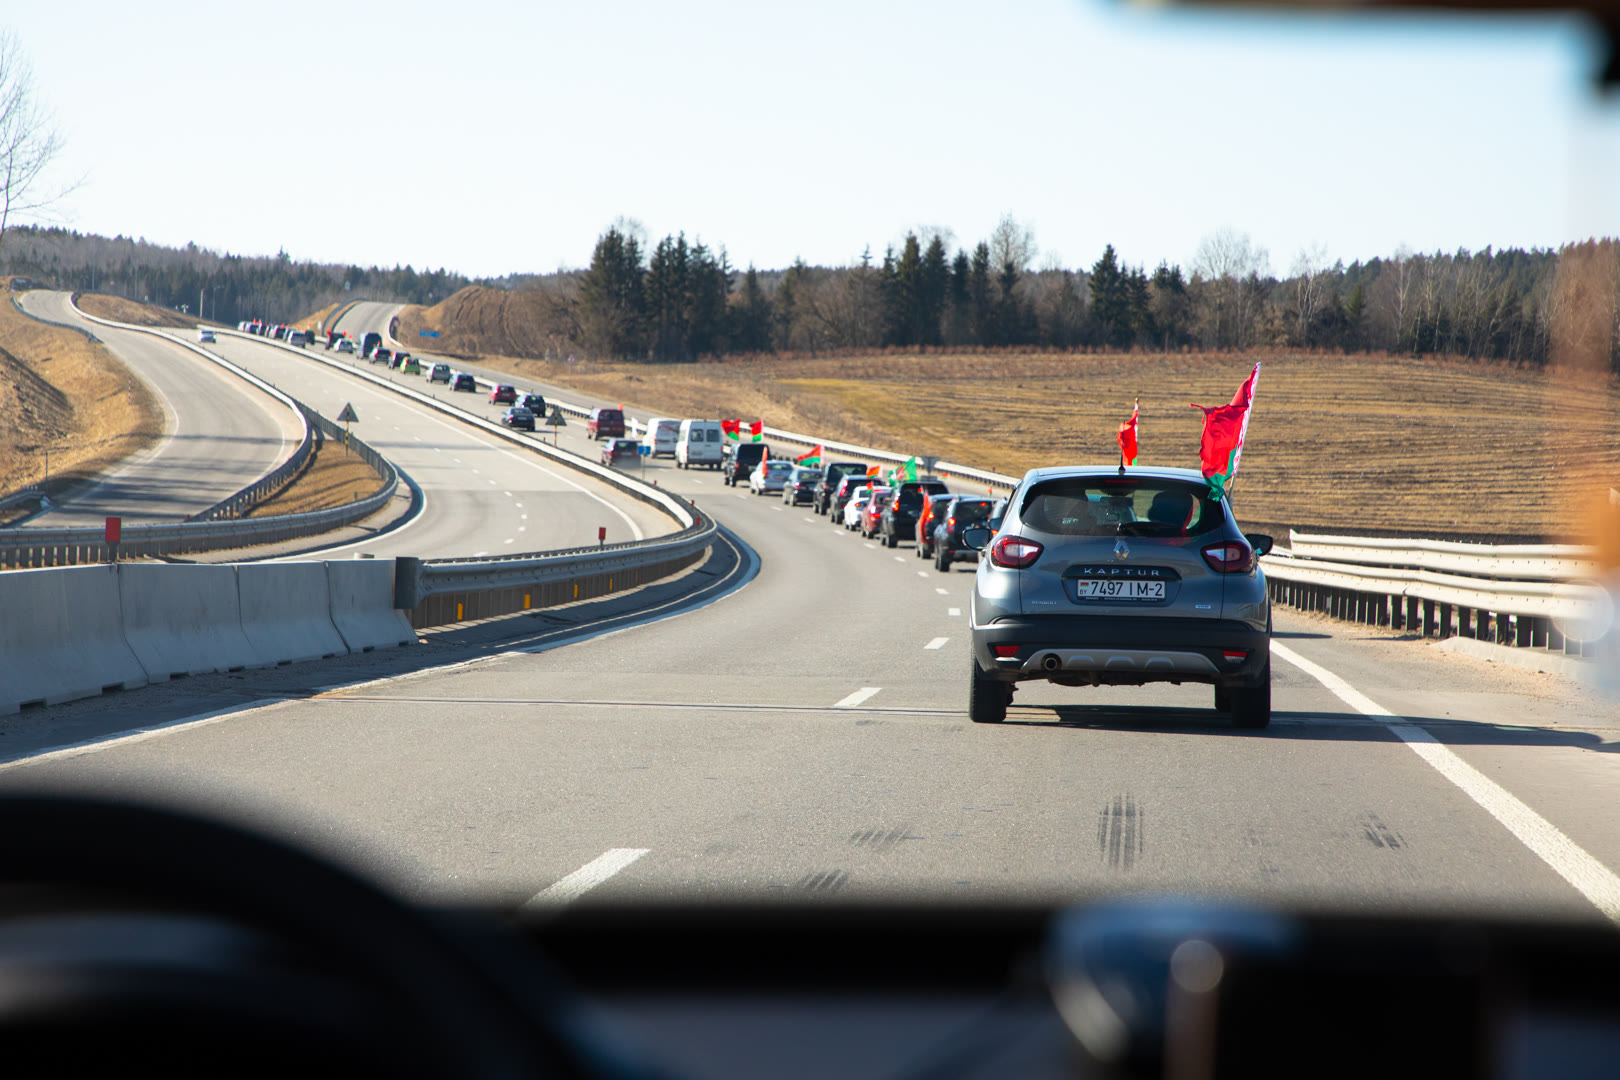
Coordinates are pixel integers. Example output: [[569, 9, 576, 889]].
[[924, 637, 949, 650], [522, 848, 649, 909], [1270, 640, 1620, 924], [833, 687, 882, 708], [949, 607, 961, 617]]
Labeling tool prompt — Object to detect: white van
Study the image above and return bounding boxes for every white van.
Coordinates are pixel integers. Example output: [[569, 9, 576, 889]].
[[642, 418, 680, 458], [676, 419, 724, 470]]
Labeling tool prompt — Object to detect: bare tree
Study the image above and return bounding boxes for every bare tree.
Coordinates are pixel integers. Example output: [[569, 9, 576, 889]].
[[1290, 242, 1334, 346], [0, 31, 73, 260], [988, 212, 1037, 272], [1192, 227, 1269, 282]]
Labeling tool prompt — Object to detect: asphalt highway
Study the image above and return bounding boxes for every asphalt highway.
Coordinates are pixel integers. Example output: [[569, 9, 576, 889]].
[[5, 385, 1617, 927], [12, 292, 302, 525], [200, 330, 671, 557]]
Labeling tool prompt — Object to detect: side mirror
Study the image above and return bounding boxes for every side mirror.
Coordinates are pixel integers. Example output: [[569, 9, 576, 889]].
[[962, 526, 993, 551], [1246, 533, 1274, 557]]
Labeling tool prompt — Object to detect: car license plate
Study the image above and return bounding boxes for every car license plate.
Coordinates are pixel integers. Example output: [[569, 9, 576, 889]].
[[1074, 580, 1165, 600]]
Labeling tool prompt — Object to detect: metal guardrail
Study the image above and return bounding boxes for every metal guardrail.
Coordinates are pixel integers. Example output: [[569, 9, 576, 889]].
[[1263, 530, 1610, 657]]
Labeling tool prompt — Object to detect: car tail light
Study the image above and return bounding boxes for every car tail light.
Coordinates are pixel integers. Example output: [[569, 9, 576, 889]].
[[1202, 541, 1255, 573], [1222, 650, 1248, 661], [946, 517, 956, 530], [993, 645, 1021, 658], [989, 535, 1043, 569]]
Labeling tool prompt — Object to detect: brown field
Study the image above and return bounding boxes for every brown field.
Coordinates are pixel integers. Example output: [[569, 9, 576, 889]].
[[76, 292, 225, 329], [396, 338, 1620, 542], [0, 282, 164, 513], [298, 301, 344, 332], [245, 436, 383, 517]]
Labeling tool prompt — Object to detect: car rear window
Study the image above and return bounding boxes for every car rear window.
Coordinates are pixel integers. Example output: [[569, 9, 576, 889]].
[[950, 500, 993, 523], [1018, 477, 1227, 538]]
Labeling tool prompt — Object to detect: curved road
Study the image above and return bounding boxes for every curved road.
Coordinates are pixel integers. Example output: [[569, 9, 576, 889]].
[[204, 330, 671, 557], [12, 292, 302, 526]]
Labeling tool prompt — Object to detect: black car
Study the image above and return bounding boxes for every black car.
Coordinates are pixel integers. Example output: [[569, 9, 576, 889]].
[[879, 480, 950, 549], [828, 474, 872, 524], [930, 495, 995, 571], [812, 461, 868, 515], [721, 442, 768, 487], [782, 467, 822, 505], [519, 393, 547, 415], [502, 406, 535, 431], [452, 373, 477, 392], [371, 348, 392, 366]]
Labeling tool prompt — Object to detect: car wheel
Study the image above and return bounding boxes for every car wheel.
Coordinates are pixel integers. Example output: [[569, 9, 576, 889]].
[[1214, 686, 1233, 713], [969, 658, 1007, 724], [1229, 662, 1271, 729], [885, 530, 897, 549], [936, 547, 951, 572]]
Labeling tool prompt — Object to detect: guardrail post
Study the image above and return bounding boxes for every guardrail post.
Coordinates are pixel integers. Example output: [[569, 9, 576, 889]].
[[1438, 603, 1453, 639], [1457, 605, 1473, 638], [1514, 615, 1532, 647], [1545, 621, 1562, 651]]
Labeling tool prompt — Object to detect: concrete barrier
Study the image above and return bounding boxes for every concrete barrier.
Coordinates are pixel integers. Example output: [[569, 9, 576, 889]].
[[120, 564, 260, 680], [326, 559, 416, 652], [0, 564, 146, 713], [238, 562, 349, 665]]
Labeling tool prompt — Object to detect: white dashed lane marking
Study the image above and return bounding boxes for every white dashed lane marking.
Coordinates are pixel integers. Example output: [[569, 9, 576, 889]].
[[833, 687, 882, 709], [917, 571, 929, 579], [924, 637, 949, 650], [523, 848, 650, 910], [935, 588, 949, 595], [949, 607, 961, 617]]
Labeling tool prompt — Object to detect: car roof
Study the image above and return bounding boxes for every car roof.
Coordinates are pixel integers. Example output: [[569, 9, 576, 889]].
[[1017, 464, 1207, 484]]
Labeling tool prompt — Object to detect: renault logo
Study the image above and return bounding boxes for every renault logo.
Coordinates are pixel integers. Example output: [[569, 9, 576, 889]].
[[1113, 539, 1130, 561]]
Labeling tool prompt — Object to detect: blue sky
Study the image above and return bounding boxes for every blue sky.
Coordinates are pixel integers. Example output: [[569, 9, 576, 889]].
[[10, 0, 1616, 278]]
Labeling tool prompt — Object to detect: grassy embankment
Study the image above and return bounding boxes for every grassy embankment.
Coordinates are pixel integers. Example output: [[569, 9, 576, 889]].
[[389, 288, 1620, 542], [0, 282, 165, 523]]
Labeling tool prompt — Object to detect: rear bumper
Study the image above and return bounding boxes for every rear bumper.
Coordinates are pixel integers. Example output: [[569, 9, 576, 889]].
[[971, 616, 1268, 686]]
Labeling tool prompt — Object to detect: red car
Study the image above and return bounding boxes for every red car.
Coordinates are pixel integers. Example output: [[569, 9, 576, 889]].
[[490, 384, 517, 405], [859, 486, 891, 539], [915, 492, 956, 558], [587, 407, 626, 439]]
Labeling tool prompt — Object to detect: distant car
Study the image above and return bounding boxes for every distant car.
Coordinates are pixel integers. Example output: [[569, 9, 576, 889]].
[[452, 373, 477, 392], [812, 462, 868, 514], [400, 357, 421, 375], [490, 384, 518, 405], [519, 393, 547, 415], [287, 330, 309, 347], [859, 486, 893, 538], [371, 348, 393, 365], [197, 329, 216, 344], [749, 460, 793, 495], [880, 479, 950, 549], [843, 488, 872, 530], [360, 332, 383, 358], [641, 418, 679, 458], [502, 406, 535, 431], [721, 442, 767, 486], [391, 351, 412, 370], [428, 362, 452, 384], [930, 496, 996, 572], [781, 466, 821, 505], [915, 493, 956, 559], [334, 338, 355, 354], [601, 438, 641, 467], [588, 407, 626, 440], [830, 475, 872, 524]]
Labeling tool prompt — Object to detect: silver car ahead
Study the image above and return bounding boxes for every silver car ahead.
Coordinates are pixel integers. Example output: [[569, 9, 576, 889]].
[[963, 466, 1273, 728]]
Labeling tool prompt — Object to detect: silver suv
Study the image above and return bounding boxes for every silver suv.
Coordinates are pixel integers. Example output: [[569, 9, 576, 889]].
[[963, 466, 1273, 727]]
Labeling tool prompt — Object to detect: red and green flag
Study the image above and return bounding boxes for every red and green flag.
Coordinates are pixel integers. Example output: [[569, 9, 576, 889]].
[[796, 444, 823, 466], [1117, 399, 1140, 467], [721, 419, 762, 442], [866, 464, 882, 477], [897, 457, 919, 482], [1189, 362, 1260, 500]]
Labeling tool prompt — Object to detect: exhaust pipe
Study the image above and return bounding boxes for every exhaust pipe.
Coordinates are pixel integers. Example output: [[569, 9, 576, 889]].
[[1041, 653, 1063, 673]]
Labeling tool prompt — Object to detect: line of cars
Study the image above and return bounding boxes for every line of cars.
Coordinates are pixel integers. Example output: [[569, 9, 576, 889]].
[[743, 453, 1277, 732]]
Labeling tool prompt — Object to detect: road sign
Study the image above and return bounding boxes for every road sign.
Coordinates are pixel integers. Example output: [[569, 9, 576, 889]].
[[105, 517, 121, 544], [546, 407, 567, 427], [638, 444, 652, 456], [418, 330, 440, 338], [336, 403, 360, 423]]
